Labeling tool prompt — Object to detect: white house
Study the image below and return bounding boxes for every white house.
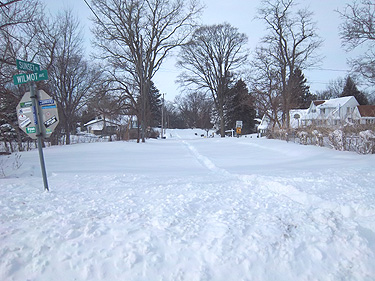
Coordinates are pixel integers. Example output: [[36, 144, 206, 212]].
[[289, 109, 308, 128], [352, 105, 375, 125], [257, 114, 270, 136], [258, 96, 374, 133], [257, 111, 284, 136], [84, 115, 138, 135], [84, 116, 121, 135], [302, 96, 359, 127]]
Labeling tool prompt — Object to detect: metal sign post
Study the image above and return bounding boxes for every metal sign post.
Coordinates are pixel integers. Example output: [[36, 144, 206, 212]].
[[30, 83, 49, 191]]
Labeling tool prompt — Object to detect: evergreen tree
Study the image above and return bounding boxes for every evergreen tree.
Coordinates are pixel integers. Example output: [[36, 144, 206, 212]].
[[341, 76, 369, 105], [147, 82, 162, 127], [288, 68, 313, 109], [225, 80, 256, 134]]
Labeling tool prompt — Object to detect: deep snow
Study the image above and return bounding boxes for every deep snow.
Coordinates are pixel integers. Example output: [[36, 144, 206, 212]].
[[1, 129, 374, 281]]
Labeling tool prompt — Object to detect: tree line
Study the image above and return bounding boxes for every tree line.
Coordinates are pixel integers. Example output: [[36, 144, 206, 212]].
[[1, 0, 374, 151]]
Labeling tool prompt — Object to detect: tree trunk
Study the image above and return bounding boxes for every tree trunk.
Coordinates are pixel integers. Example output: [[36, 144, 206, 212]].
[[16, 127, 24, 152], [219, 107, 225, 137], [65, 122, 71, 145]]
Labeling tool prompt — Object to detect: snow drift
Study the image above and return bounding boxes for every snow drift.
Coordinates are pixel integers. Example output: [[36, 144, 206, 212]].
[[1, 129, 374, 280]]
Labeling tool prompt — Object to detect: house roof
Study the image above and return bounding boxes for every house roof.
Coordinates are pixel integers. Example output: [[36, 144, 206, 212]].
[[319, 96, 356, 109], [313, 100, 325, 106], [84, 119, 121, 127], [357, 105, 375, 117], [84, 115, 136, 127]]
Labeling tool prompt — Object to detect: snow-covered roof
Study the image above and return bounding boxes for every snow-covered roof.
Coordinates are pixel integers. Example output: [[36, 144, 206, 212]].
[[84, 119, 101, 127], [87, 122, 104, 131], [84, 119, 121, 129], [319, 96, 356, 109], [258, 114, 270, 130], [84, 115, 136, 127]]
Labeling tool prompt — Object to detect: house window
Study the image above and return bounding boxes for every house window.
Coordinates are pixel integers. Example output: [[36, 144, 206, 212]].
[[321, 108, 325, 115]]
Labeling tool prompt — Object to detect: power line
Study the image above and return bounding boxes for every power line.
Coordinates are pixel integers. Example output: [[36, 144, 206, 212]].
[[309, 68, 351, 72], [82, 0, 118, 46], [82, 0, 100, 23]]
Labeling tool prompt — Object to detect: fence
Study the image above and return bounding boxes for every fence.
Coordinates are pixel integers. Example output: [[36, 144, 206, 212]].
[[268, 128, 375, 154], [0, 133, 117, 154]]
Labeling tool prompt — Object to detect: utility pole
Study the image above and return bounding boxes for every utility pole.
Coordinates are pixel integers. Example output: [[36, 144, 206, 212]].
[[139, 36, 146, 143], [161, 93, 165, 139]]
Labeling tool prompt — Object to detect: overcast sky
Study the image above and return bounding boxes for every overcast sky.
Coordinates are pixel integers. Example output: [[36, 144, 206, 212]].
[[42, 0, 359, 101]]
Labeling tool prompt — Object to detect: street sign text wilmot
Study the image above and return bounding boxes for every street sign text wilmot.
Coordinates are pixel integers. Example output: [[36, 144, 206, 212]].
[[13, 70, 48, 85]]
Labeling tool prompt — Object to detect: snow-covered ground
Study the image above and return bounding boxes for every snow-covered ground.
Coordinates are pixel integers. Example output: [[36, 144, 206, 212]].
[[1, 129, 375, 281]]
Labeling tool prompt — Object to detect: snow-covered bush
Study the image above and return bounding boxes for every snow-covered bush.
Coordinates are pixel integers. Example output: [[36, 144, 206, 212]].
[[328, 129, 346, 151], [297, 131, 308, 145], [268, 125, 374, 154], [356, 130, 375, 154], [312, 130, 324, 146]]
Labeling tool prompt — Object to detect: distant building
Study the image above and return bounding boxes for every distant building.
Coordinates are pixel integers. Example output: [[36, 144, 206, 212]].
[[289, 109, 308, 128], [352, 105, 375, 125], [258, 96, 375, 133], [301, 96, 360, 127], [84, 115, 138, 135]]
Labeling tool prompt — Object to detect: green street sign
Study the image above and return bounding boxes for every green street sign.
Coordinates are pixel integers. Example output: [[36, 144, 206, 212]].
[[13, 69, 48, 85], [20, 101, 33, 108], [16, 59, 40, 72]]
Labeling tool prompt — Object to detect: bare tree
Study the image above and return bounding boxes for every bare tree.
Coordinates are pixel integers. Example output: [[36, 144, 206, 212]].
[[90, 0, 201, 142], [0, 0, 43, 151], [177, 23, 248, 137], [175, 91, 213, 129], [257, 0, 322, 129], [338, 0, 375, 86], [37, 10, 101, 144], [249, 46, 283, 130], [0, 0, 42, 66], [315, 77, 345, 100], [88, 79, 133, 120]]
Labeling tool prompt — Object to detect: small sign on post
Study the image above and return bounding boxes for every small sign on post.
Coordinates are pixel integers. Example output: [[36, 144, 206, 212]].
[[236, 120, 243, 137]]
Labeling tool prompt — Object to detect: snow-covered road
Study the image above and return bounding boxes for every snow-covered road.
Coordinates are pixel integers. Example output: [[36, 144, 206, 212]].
[[1, 129, 374, 280]]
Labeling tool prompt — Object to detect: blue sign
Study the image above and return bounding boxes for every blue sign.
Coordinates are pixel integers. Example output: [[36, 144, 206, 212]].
[[39, 99, 55, 105]]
